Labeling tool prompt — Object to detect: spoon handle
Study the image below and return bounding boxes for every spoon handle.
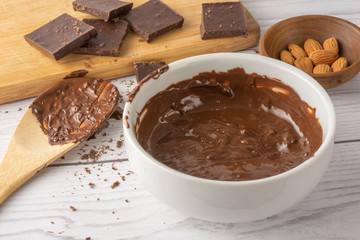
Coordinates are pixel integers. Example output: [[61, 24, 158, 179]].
[[0, 141, 49, 204], [0, 110, 76, 205]]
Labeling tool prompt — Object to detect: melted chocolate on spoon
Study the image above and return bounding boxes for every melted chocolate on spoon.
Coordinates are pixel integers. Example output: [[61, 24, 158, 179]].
[[31, 77, 119, 145]]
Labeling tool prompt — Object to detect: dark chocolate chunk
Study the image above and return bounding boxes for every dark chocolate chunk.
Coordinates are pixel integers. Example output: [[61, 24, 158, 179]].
[[64, 69, 89, 79], [72, 0, 133, 21], [133, 61, 166, 82], [73, 19, 128, 57], [127, 64, 169, 103], [31, 77, 120, 145], [24, 14, 97, 60], [124, 0, 184, 42], [200, 2, 248, 40]]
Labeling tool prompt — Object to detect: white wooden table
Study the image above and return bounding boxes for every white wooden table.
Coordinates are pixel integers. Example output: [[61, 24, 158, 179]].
[[1, 1, 360, 239]]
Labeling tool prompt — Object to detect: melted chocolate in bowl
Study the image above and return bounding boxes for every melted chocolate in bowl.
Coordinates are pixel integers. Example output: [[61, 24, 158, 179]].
[[136, 68, 323, 181]]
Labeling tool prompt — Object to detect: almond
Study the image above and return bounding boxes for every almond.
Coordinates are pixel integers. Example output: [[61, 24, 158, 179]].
[[323, 37, 339, 55], [313, 64, 333, 74], [304, 39, 323, 56], [295, 57, 313, 74], [288, 44, 307, 59], [331, 57, 347, 72], [280, 50, 295, 65], [309, 50, 338, 65]]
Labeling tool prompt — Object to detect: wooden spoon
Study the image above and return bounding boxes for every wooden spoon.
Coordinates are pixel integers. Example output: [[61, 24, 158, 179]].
[[0, 109, 78, 204], [0, 77, 119, 205]]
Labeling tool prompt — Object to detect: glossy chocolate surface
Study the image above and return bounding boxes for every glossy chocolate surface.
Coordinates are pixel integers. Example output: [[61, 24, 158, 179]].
[[136, 68, 323, 181]]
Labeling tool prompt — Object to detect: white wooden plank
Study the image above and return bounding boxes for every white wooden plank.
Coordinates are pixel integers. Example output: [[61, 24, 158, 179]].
[[1, 142, 360, 239]]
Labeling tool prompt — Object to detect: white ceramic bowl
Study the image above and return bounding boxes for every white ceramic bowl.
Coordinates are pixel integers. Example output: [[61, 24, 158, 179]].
[[123, 53, 336, 223]]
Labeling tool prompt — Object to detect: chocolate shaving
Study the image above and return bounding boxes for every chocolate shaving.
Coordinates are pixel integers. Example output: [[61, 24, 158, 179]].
[[64, 70, 89, 79]]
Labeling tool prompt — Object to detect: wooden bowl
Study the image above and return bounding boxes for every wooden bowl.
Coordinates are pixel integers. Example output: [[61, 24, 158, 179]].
[[259, 15, 360, 88]]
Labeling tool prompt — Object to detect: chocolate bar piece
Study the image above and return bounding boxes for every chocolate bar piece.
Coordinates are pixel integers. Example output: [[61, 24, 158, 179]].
[[133, 61, 166, 82], [24, 13, 97, 60], [73, 0, 133, 21], [73, 19, 128, 57], [125, 0, 184, 42], [200, 2, 248, 40], [64, 69, 89, 79]]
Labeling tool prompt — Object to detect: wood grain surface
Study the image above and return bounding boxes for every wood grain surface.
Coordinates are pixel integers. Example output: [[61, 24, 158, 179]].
[[1, 0, 360, 239], [0, 0, 259, 104]]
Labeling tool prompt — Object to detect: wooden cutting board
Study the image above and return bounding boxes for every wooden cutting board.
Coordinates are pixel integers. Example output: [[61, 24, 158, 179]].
[[0, 0, 259, 104]]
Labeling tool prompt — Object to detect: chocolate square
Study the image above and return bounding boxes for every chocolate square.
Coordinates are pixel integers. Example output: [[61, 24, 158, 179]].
[[73, 19, 128, 57], [73, 0, 133, 21], [125, 0, 184, 43], [200, 2, 248, 40], [133, 61, 166, 82], [24, 13, 97, 60]]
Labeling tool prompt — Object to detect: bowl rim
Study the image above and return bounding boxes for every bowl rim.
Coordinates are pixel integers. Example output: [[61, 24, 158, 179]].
[[123, 53, 336, 186], [259, 14, 360, 78]]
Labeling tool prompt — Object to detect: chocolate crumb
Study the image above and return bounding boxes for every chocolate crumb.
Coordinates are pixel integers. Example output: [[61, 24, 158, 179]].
[[85, 237, 91, 240], [60, 156, 65, 159], [18, 108, 22, 111], [89, 149, 96, 160], [111, 181, 120, 189], [253, 49, 260, 54], [70, 206, 77, 211], [112, 163, 118, 171], [116, 140, 123, 148], [89, 182, 95, 188], [85, 167, 91, 174], [125, 199, 129, 203], [51, 221, 54, 224], [110, 108, 123, 120], [5, 111, 8, 113]]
